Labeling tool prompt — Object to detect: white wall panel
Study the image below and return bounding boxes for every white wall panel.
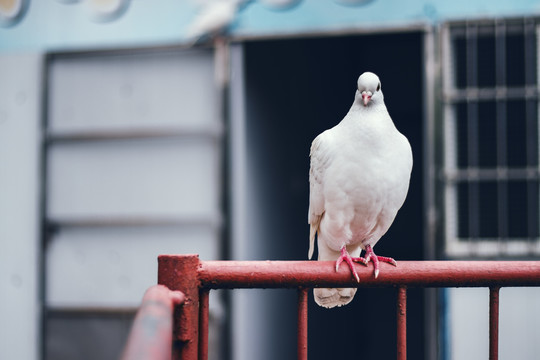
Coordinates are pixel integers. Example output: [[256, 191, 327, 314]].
[[48, 50, 218, 134], [47, 138, 219, 220], [46, 226, 219, 307], [0, 53, 41, 360], [448, 288, 488, 360], [449, 287, 540, 360], [499, 287, 540, 359]]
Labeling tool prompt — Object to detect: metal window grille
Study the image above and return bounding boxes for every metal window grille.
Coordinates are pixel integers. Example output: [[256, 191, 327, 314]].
[[121, 255, 540, 360], [442, 18, 540, 257]]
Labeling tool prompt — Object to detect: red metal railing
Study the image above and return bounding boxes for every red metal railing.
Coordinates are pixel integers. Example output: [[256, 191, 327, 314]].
[[123, 255, 540, 360]]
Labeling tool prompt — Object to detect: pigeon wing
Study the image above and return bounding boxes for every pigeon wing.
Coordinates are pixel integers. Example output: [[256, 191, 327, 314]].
[[308, 130, 332, 259]]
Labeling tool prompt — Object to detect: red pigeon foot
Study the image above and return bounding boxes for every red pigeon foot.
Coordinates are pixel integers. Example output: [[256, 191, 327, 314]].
[[354, 244, 397, 279], [335, 246, 360, 283]]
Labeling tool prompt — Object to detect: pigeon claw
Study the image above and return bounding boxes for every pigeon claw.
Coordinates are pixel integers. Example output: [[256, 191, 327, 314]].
[[335, 247, 360, 283], [354, 245, 397, 279]]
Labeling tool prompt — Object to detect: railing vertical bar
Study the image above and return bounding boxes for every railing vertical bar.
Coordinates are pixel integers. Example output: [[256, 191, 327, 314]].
[[397, 286, 407, 360], [297, 288, 308, 360], [198, 289, 210, 360], [489, 287, 500, 360]]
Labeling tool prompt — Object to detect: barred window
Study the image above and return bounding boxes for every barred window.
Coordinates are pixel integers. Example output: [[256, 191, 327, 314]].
[[442, 18, 540, 257]]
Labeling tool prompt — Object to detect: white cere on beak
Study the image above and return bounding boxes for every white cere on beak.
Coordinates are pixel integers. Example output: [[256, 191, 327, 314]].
[[361, 90, 373, 106]]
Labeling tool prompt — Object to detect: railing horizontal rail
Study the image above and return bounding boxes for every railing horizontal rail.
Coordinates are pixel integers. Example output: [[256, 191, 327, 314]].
[[197, 260, 540, 288], [156, 255, 540, 360]]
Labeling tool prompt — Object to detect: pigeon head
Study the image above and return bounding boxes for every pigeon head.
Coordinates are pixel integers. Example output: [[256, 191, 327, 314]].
[[356, 72, 382, 107]]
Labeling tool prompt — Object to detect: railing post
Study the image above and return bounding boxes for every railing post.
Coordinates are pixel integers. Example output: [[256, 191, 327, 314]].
[[158, 254, 201, 360], [397, 286, 407, 360], [297, 288, 308, 360], [489, 287, 500, 360]]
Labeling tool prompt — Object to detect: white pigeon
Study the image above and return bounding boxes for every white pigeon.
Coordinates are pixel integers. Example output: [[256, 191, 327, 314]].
[[308, 72, 412, 308]]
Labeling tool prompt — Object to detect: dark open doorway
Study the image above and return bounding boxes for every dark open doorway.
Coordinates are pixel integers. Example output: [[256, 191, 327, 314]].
[[239, 31, 425, 359]]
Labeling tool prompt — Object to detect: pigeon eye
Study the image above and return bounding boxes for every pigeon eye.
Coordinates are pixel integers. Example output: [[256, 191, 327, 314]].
[[376, 83, 381, 91]]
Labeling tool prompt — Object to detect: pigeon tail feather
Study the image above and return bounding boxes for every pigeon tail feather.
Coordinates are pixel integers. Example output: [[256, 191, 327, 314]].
[[313, 288, 357, 308]]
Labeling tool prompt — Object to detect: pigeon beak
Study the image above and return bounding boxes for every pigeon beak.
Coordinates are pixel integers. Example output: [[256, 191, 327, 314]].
[[361, 91, 372, 106]]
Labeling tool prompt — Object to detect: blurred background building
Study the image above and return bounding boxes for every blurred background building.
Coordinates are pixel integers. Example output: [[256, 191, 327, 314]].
[[1, 0, 540, 359]]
